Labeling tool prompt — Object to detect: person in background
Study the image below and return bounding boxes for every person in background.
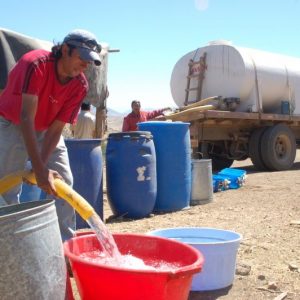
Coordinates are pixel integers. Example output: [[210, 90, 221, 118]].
[[0, 29, 102, 241], [71, 102, 96, 139], [122, 100, 170, 131]]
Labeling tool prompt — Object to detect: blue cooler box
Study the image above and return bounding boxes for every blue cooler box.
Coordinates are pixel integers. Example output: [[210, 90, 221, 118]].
[[217, 168, 246, 189], [212, 175, 230, 192]]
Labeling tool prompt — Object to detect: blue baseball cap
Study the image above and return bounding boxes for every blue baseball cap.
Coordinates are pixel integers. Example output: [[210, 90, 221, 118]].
[[63, 29, 101, 66]]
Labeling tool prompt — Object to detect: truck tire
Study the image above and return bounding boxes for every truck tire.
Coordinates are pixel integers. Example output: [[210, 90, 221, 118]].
[[260, 124, 296, 171], [249, 127, 269, 171]]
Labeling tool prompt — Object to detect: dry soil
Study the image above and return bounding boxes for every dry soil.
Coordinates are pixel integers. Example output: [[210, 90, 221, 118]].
[[72, 117, 300, 299]]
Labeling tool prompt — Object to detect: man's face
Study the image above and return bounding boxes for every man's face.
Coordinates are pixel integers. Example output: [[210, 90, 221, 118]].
[[61, 45, 90, 78], [132, 102, 141, 114]]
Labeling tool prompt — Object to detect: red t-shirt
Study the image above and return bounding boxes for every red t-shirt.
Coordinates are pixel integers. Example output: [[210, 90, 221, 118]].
[[122, 109, 164, 131], [0, 49, 88, 131]]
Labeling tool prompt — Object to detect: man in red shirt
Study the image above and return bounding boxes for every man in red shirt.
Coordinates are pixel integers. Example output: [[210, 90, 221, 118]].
[[0, 29, 101, 240], [122, 100, 170, 131]]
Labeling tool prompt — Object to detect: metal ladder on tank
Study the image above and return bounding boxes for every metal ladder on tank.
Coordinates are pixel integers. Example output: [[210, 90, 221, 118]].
[[184, 51, 207, 106]]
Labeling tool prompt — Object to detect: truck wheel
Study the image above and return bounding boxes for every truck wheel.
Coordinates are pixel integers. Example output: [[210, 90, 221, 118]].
[[260, 124, 296, 171], [249, 127, 269, 170]]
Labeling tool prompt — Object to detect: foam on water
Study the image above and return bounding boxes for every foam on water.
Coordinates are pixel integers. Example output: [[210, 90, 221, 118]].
[[79, 250, 182, 271], [85, 214, 181, 272]]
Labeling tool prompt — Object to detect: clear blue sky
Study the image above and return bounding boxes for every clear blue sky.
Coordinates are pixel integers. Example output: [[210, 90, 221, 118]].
[[1, 0, 300, 112]]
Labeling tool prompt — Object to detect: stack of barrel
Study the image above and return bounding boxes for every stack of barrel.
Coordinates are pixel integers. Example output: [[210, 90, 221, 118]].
[[106, 122, 192, 218]]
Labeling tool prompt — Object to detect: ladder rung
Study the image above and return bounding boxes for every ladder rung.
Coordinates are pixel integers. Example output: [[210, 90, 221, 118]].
[[185, 87, 198, 91], [188, 61, 201, 67], [187, 74, 200, 79]]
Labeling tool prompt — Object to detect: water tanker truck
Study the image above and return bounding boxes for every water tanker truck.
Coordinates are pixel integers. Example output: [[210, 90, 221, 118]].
[[168, 40, 300, 171]]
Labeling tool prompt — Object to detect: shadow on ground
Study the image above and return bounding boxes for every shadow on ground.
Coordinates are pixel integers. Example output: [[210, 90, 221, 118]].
[[189, 286, 232, 300], [229, 161, 300, 174]]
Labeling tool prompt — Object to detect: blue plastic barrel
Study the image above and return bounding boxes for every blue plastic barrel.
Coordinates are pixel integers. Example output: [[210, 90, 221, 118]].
[[138, 121, 191, 212], [65, 139, 103, 229], [20, 183, 42, 203], [20, 161, 41, 203], [106, 131, 157, 218]]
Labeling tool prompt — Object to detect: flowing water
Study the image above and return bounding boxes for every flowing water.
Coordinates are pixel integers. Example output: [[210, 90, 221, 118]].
[[86, 213, 181, 271], [86, 214, 122, 261]]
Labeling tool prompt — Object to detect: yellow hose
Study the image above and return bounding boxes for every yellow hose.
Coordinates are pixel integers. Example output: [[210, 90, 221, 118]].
[[0, 171, 95, 221], [0, 171, 24, 195], [52, 179, 95, 220]]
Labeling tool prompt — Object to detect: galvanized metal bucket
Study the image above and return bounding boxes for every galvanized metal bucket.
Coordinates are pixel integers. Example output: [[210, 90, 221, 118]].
[[0, 200, 67, 300], [191, 159, 213, 205]]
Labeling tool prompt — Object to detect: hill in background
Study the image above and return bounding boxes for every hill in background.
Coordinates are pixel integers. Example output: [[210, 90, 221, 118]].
[[107, 108, 124, 117], [107, 108, 124, 133]]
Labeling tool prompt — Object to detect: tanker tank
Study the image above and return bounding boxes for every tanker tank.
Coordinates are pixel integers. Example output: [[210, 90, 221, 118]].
[[170, 40, 300, 115]]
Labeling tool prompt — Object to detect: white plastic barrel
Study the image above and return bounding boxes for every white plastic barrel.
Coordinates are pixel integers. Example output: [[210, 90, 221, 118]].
[[170, 41, 300, 114]]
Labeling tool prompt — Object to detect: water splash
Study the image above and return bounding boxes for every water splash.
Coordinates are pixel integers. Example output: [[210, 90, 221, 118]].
[[86, 214, 122, 261]]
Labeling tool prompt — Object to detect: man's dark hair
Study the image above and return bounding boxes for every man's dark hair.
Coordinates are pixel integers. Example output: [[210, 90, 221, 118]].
[[131, 100, 141, 107], [81, 102, 91, 111], [51, 43, 76, 59]]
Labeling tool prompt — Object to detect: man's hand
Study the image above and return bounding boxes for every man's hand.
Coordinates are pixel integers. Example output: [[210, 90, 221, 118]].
[[35, 168, 63, 197]]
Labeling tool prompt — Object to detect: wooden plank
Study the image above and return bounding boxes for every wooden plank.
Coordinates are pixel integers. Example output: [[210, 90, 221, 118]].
[[260, 113, 300, 121], [180, 96, 220, 111], [95, 107, 106, 138], [164, 107, 300, 124], [165, 113, 205, 122], [202, 110, 300, 122], [204, 110, 260, 120], [165, 105, 216, 121]]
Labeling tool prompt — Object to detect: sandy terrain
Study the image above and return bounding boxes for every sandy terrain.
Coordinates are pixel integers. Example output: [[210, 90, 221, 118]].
[[99, 151, 300, 300]]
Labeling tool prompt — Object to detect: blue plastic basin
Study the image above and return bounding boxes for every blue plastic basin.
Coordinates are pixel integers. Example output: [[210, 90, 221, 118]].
[[148, 227, 242, 291]]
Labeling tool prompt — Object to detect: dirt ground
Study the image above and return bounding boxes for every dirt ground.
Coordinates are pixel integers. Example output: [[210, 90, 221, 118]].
[[72, 149, 300, 300]]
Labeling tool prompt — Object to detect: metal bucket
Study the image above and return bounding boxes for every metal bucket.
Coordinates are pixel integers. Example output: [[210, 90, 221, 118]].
[[191, 159, 213, 205], [0, 200, 67, 300]]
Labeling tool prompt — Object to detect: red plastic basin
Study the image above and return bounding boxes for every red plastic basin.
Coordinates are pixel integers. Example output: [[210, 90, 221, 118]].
[[64, 233, 203, 300]]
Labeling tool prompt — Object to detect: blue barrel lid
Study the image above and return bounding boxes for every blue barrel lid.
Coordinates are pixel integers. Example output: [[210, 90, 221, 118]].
[[108, 131, 153, 140], [65, 138, 102, 145], [138, 121, 190, 126]]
